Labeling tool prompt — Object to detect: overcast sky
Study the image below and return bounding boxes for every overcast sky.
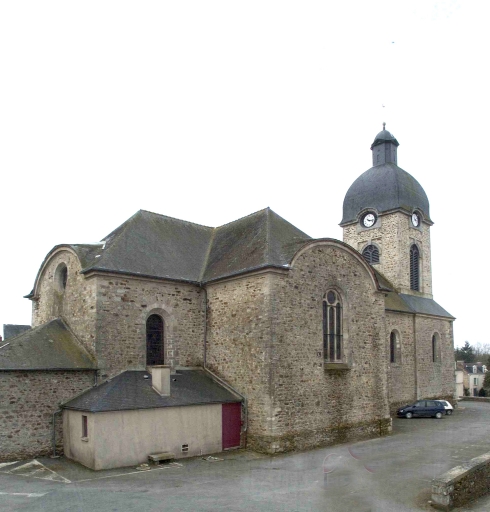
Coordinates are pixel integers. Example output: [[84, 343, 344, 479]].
[[1, 1, 488, 348]]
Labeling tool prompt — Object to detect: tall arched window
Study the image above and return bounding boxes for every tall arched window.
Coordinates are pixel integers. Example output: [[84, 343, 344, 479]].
[[410, 244, 420, 291], [146, 315, 164, 366], [389, 330, 401, 364], [432, 333, 440, 363], [323, 291, 343, 362], [362, 244, 380, 264], [55, 263, 68, 292], [390, 331, 396, 363]]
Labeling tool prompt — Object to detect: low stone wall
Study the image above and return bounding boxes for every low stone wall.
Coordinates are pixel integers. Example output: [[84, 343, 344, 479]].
[[431, 451, 490, 510], [460, 396, 490, 404]]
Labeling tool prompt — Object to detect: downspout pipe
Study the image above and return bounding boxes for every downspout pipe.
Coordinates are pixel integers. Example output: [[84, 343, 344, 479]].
[[200, 284, 248, 435]]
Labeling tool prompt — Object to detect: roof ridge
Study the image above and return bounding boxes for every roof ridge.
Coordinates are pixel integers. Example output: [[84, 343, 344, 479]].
[[265, 207, 272, 263], [138, 209, 214, 229], [215, 207, 270, 229], [199, 227, 217, 282], [58, 318, 97, 364], [89, 211, 145, 272]]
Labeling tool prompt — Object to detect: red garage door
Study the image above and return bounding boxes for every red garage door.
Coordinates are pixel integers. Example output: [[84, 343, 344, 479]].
[[222, 402, 241, 449]]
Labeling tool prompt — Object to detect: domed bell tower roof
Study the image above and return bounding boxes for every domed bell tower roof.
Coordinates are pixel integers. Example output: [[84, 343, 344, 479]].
[[340, 124, 432, 226]]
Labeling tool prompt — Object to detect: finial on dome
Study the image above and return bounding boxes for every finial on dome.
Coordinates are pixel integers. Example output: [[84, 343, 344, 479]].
[[382, 122, 386, 130]]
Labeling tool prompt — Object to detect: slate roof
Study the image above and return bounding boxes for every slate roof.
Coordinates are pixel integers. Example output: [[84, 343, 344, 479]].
[[385, 293, 454, 319], [370, 128, 399, 149], [62, 370, 241, 412], [464, 364, 487, 374], [31, 208, 311, 288], [3, 324, 31, 340], [0, 319, 97, 370], [202, 208, 310, 282], [341, 163, 432, 225]]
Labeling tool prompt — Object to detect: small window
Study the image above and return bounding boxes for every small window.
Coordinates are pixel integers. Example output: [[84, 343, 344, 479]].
[[362, 244, 380, 264], [82, 415, 88, 438], [54, 263, 68, 292], [432, 333, 441, 363], [389, 330, 400, 364], [323, 291, 343, 362], [410, 245, 420, 291]]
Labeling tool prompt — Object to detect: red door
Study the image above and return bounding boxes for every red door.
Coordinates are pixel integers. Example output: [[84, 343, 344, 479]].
[[222, 402, 241, 449]]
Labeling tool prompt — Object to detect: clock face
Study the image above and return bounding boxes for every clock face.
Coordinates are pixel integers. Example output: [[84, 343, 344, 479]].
[[411, 213, 420, 227], [363, 213, 376, 228]]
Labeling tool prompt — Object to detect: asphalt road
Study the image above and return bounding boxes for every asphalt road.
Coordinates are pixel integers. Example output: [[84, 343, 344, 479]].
[[1, 401, 490, 511]]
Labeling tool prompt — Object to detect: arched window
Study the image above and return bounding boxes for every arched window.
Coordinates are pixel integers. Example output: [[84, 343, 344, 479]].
[[362, 244, 380, 264], [432, 333, 440, 363], [323, 291, 342, 362], [410, 244, 420, 291], [146, 315, 164, 366], [390, 331, 396, 363], [55, 263, 68, 292]]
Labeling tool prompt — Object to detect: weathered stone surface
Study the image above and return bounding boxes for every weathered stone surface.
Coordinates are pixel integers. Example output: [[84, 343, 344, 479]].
[[0, 370, 95, 461], [343, 211, 433, 297], [94, 275, 205, 377], [32, 249, 97, 355], [431, 451, 490, 510]]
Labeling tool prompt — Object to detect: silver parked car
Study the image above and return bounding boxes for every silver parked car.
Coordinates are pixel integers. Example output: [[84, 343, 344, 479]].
[[435, 400, 454, 415]]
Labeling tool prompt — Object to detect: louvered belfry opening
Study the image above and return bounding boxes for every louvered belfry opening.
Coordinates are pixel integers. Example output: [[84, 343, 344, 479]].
[[362, 244, 379, 264], [410, 244, 420, 291], [146, 314, 165, 366], [323, 291, 343, 362]]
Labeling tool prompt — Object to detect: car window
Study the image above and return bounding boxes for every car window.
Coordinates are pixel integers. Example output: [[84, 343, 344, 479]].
[[414, 401, 425, 407], [427, 401, 437, 407]]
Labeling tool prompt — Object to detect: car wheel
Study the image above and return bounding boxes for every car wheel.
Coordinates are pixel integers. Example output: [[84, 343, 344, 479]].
[[446, 410, 452, 416], [435, 412, 442, 419], [405, 412, 413, 419]]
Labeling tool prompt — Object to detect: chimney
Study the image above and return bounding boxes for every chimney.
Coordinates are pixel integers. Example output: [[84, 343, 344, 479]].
[[152, 365, 171, 396]]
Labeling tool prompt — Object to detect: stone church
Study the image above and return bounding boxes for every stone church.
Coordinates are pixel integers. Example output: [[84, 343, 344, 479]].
[[0, 126, 455, 466]]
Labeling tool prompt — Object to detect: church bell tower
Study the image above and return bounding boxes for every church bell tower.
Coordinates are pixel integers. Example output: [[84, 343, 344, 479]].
[[340, 125, 433, 298]]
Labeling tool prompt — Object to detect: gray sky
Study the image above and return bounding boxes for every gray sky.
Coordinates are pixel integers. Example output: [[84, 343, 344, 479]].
[[1, 1, 488, 348]]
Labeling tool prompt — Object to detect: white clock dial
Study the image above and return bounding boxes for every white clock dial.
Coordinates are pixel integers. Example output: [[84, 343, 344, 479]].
[[411, 213, 420, 227], [363, 213, 376, 228]]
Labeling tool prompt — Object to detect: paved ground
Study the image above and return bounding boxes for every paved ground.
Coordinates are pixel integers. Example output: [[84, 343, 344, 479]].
[[1, 401, 490, 511]]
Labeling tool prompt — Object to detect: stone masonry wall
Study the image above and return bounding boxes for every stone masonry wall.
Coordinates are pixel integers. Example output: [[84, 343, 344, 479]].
[[205, 273, 273, 442], [416, 316, 454, 400], [343, 212, 432, 297], [32, 249, 97, 356], [0, 370, 95, 461], [386, 311, 417, 412], [267, 243, 391, 452], [95, 275, 205, 377]]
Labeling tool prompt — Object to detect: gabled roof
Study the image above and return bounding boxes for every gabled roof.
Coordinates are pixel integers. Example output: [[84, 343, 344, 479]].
[[62, 369, 241, 412], [34, 208, 311, 287], [83, 210, 214, 282], [0, 319, 96, 371], [202, 208, 310, 282]]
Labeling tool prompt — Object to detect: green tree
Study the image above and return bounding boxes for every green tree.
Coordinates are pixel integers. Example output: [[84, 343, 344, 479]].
[[484, 371, 490, 391], [455, 341, 475, 363]]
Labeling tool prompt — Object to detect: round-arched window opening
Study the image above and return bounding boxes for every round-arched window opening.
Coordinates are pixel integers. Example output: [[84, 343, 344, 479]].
[[55, 263, 68, 292]]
